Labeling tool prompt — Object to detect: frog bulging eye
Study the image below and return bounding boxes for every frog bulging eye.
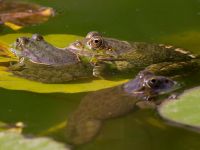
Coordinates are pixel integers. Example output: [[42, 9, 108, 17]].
[[16, 37, 29, 46], [88, 36, 103, 49], [147, 77, 175, 90], [147, 78, 160, 89], [32, 34, 44, 41], [150, 78, 156, 84], [86, 31, 101, 39]]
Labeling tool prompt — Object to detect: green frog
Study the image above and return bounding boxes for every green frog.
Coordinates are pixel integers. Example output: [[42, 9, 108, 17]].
[[9, 32, 200, 83], [10, 34, 93, 83], [66, 70, 179, 145], [68, 31, 200, 77]]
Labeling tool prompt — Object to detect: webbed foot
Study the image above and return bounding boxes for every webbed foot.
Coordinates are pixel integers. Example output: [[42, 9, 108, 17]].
[[9, 57, 25, 71], [92, 65, 105, 78], [168, 92, 180, 100], [145, 60, 200, 78]]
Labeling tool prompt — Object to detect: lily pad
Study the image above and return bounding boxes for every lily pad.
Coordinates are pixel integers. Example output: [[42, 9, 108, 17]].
[[0, 33, 128, 93], [0, 131, 70, 150], [158, 87, 200, 130]]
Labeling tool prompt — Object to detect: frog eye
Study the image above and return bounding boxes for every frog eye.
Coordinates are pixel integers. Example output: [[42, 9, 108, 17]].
[[86, 31, 101, 39], [88, 36, 103, 49], [16, 37, 29, 45], [32, 34, 44, 41], [147, 78, 160, 88], [150, 78, 156, 84]]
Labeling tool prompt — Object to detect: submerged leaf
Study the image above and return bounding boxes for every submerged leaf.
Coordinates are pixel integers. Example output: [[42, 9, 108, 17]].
[[0, 1, 55, 30], [0, 131, 70, 150], [0, 121, 25, 134], [158, 87, 200, 130], [4, 22, 23, 30]]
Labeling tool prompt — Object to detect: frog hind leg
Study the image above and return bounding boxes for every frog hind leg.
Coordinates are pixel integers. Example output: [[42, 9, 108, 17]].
[[67, 119, 103, 145], [145, 60, 200, 78]]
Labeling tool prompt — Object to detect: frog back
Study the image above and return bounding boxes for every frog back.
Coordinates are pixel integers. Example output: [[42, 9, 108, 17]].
[[26, 44, 79, 65], [120, 42, 198, 67]]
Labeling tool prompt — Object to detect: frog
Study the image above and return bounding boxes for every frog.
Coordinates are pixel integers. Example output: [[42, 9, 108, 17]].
[[9, 34, 93, 83], [68, 31, 133, 77], [68, 31, 200, 78], [66, 70, 179, 145]]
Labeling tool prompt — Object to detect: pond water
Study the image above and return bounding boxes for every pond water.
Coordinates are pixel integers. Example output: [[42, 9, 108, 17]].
[[1, 0, 200, 149]]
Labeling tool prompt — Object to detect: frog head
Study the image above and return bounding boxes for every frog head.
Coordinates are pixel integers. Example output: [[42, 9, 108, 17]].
[[10, 34, 46, 58], [69, 31, 109, 53], [68, 31, 132, 63], [123, 71, 180, 100]]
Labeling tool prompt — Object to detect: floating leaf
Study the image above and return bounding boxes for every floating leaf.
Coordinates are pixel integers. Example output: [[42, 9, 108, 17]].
[[158, 87, 200, 130], [0, 33, 128, 93], [0, 131, 70, 150], [4, 22, 23, 31]]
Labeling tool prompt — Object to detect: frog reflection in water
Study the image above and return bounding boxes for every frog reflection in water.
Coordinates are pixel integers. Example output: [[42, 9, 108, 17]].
[[66, 71, 179, 145], [10, 34, 93, 83], [68, 31, 200, 77]]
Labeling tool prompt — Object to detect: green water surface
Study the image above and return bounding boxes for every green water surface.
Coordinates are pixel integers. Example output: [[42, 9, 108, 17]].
[[1, 0, 200, 149]]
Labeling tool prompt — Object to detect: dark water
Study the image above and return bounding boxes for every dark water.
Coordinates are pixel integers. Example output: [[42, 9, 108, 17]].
[[1, 0, 200, 149]]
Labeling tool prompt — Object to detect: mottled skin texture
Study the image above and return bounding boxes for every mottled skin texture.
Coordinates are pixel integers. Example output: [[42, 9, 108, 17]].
[[68, 31, 200, 77], [0, 0, 54, 26], [10, 34, 93, 83], [11, 34, 79, 65], [66, 71, 178, 145], [9, 32, 200, 83]]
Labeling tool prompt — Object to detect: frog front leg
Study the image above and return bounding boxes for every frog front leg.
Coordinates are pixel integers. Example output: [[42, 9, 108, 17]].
[[9, 57, 26, 71], [92, 63, 106, 78], [89, 57, 106, 78]]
